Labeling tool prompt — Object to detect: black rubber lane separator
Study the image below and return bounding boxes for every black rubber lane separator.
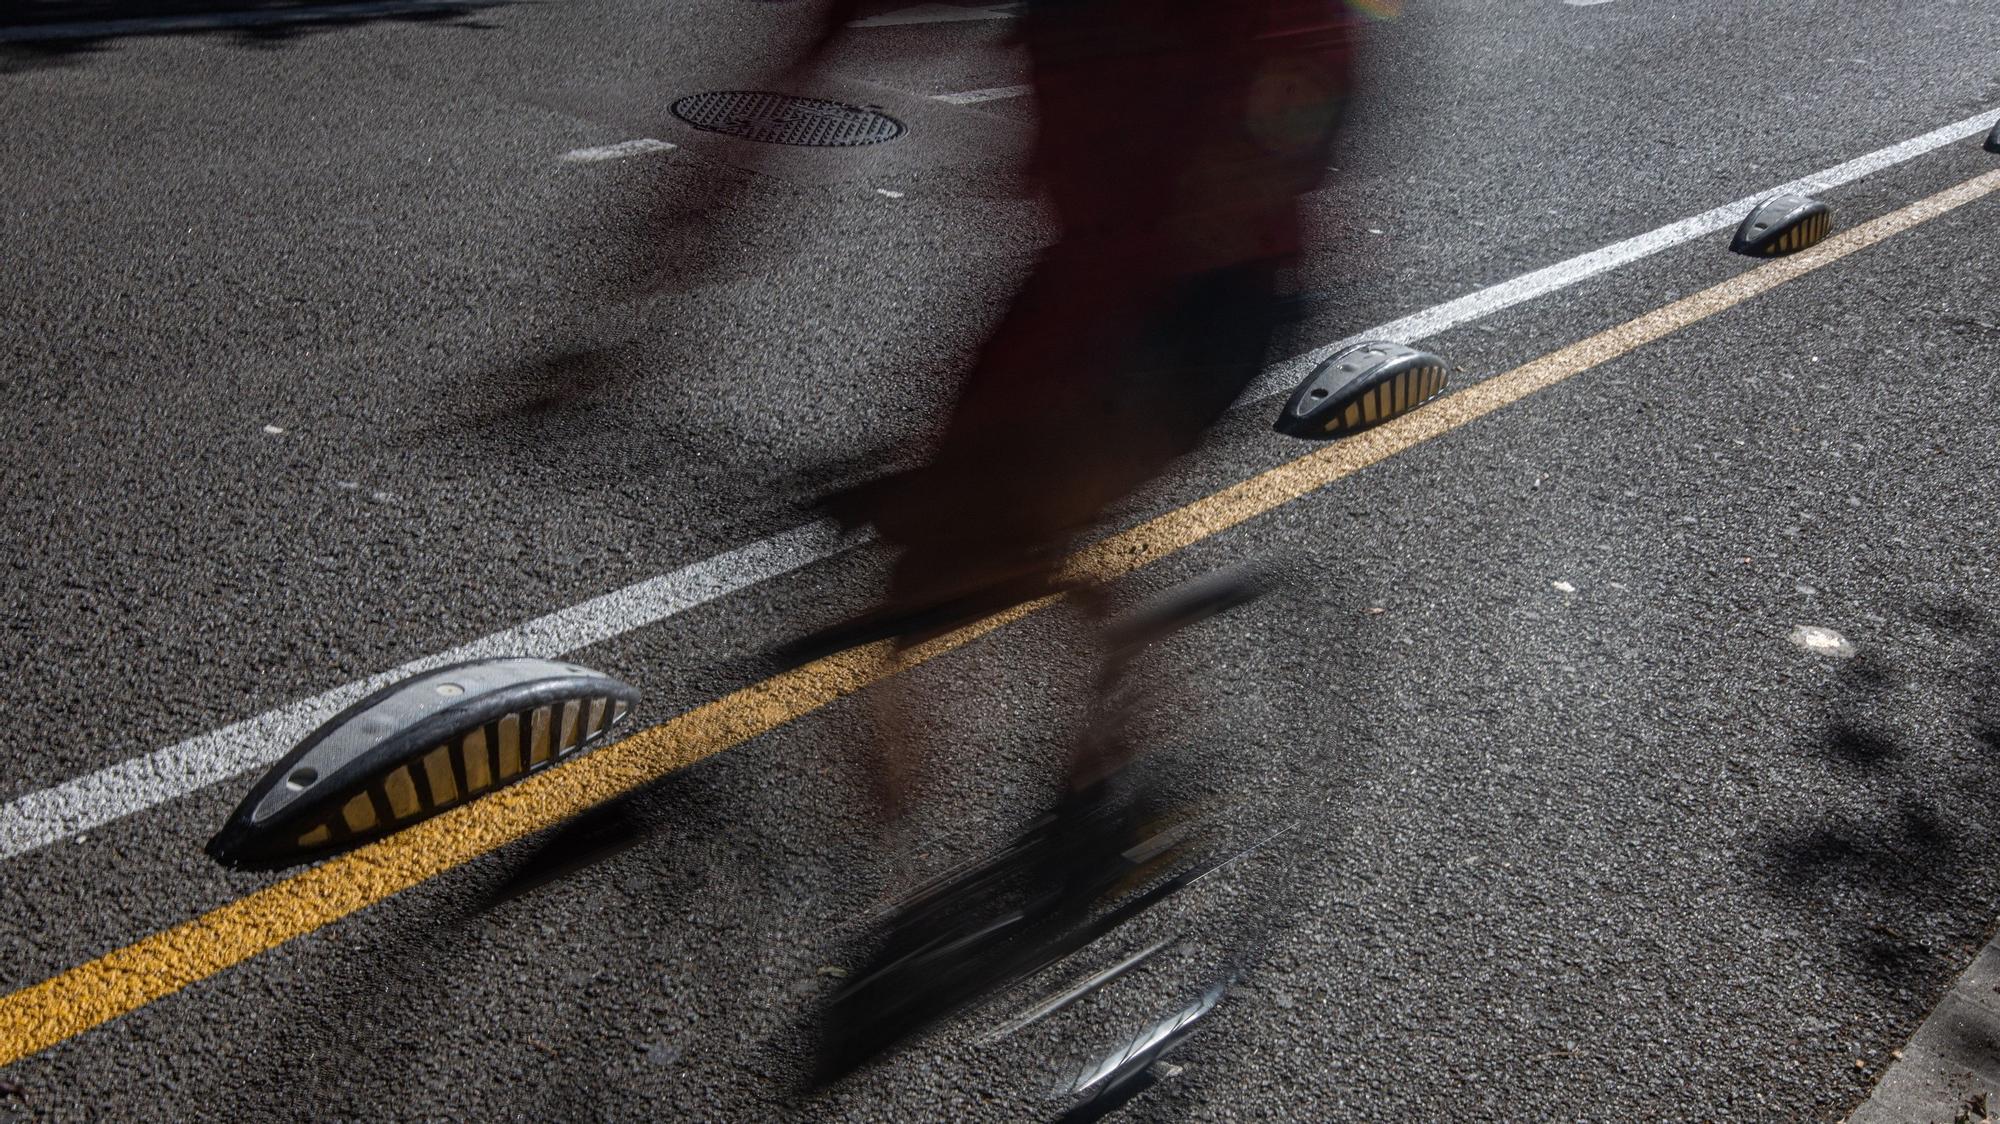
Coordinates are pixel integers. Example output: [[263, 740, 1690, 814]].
[[1730, 192, 1833, 257], [206, 657, 640, 870], [1275, 340, 1449, 440]]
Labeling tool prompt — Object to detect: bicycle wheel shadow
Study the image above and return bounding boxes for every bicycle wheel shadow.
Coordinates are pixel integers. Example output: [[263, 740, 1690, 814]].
[[0, 0, 510, 74], [1756, 597, 2000, 996]]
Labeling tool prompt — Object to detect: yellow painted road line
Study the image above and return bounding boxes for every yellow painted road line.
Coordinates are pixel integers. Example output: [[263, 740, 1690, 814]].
[[3, 169, 1995, 1070]]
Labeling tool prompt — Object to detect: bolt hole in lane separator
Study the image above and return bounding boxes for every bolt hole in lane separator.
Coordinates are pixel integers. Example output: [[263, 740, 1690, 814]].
[[2, 166, 1996, 1071], [0, 104, 1994, 867]]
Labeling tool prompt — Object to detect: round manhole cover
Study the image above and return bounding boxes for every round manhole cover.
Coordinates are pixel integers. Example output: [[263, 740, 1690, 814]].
[[670, 91, 904, 147]]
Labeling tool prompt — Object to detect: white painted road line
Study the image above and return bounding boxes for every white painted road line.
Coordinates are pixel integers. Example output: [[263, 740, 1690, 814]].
[[851, 4, 1018, 27], [1240, 103, 2000, 404], [0, 520, 849, 862], [560, 139, 676, 163], [934, 84, 1032, 106], [0, 0, 492, 42], [1, 103, 1995, 863]]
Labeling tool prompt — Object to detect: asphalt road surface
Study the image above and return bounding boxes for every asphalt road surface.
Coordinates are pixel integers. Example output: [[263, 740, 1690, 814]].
[[3, 0, 1999, 1120]]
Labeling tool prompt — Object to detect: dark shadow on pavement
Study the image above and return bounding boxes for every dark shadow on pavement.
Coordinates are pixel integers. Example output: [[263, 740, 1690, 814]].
[[201, 766, 727, 1121], [1758, 598, 2000, 994]]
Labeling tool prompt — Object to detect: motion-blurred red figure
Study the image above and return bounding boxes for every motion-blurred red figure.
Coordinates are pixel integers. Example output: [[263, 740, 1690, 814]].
[[817, 0, 1361, 813], [802, 0, 1366, 1083]]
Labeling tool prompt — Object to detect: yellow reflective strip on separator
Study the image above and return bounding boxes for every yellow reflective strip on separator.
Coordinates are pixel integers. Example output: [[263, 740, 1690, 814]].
[[460, 728, 493, 794], [338, 792, 376, 834], [421, 746, 457, 806], [496, 714, 523, 780], [529, 707, 553, 765], [558, 700, 581, 752], [382, 767, 421, 821], [3, 168, 1995, 1074]]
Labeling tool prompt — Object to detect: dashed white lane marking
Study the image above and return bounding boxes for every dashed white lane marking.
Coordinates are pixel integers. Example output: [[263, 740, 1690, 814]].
[[876, 188, 907, 199], [1564, 0, 1618, 7], [0, 0, 491, 42], [1, 102, 1995, 862], [1239, 102, 2000, 403], [934, 84, 1032, 106], [559, 139, 676, 163], [851, 3, 1018, 27]]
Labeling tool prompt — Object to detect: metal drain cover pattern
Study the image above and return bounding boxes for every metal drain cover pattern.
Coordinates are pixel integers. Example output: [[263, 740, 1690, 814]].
[[671, 91, 904, 147]]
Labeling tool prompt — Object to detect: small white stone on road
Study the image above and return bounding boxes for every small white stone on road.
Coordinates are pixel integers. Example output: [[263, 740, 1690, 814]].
[[1552, 580, 1577, 593], [875, 188, 905, 199], [262, 424, 285, 435], [1789, 625, 1856, 658]]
